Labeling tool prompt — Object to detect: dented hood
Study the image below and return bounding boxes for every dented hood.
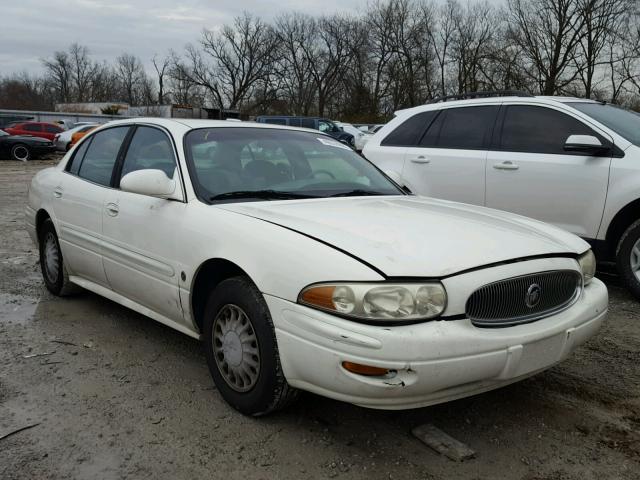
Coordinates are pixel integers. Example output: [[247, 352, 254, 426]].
[[217, 195, 589, 278]]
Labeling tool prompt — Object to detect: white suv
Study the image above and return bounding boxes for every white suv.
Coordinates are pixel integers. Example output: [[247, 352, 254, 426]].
[[363, 92, 640, 299]]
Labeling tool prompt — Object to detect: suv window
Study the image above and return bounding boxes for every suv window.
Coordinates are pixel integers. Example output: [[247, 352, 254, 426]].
[[78, 127, 129, 186], [264, 118, 286, 125], [382, 111, 438, 146], [421, 106, 497, 149], [119, 126, 176, 182], [23, 124, 41, 132], [499, 105, 605, 155]]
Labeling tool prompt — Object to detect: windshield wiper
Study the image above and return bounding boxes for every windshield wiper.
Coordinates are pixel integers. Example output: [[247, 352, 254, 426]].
[[329, 189, 387, 197], [210, 189, 314, 201]]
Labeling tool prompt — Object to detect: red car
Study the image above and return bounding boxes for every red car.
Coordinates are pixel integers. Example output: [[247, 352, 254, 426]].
[[3, 122, 64, 141]]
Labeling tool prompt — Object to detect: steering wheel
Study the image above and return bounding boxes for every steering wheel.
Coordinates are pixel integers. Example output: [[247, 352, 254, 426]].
[[312, 169, 336, 180]]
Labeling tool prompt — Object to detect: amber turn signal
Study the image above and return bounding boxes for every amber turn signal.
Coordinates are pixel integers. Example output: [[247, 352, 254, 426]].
[[300, 285, 336, 310], [342, 361, 390, 376]]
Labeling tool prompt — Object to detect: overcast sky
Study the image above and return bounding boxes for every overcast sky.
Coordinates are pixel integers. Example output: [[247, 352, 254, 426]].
[[1, 0, 370, 76]]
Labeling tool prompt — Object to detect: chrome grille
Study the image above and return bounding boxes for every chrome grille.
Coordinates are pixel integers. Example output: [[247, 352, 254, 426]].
[[465, 270, 582, 327]]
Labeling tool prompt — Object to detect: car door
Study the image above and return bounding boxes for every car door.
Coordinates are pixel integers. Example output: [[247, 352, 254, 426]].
[[53, 126, 131, 286], [401, 105, 498, 205], [485, 104, 613, 238], [101, 125, 188, 324]]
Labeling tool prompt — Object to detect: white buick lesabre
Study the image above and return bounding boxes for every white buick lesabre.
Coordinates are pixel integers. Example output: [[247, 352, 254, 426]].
[[26, 118, 608, 415]]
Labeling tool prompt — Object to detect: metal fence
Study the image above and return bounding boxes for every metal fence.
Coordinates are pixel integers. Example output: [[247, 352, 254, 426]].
[[0, 109, 128, 128]]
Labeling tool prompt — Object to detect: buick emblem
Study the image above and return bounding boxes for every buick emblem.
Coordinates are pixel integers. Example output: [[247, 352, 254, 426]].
[[525, 283, 541, 308]]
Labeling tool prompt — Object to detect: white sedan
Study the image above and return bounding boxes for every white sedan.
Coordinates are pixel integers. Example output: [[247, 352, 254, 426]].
[[53, 123, 99, 151], [26, 118, 607, 415]]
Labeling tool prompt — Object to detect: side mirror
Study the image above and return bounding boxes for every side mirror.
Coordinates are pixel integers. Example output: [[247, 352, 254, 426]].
[[120, 169, 177, 198], [564, 135, 609, 156]]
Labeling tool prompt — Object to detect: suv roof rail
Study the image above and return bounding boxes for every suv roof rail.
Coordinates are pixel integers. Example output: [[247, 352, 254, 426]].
[[426, 90, 534, 104]]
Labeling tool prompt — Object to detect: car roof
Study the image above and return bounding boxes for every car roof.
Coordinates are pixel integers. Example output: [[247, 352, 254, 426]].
[[395, 95, 601, 117], [105, 117, 328, 135]]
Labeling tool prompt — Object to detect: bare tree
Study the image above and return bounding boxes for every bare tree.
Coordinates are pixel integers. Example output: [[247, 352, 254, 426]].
[[42, 50, 72, 103], [508, 0, 587, 94], [152, 54, 172, 104], [274, 13, 317, 115], [115, 53, 148, 105]]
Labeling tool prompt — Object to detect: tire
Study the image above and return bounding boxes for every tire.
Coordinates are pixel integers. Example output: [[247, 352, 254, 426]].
[[616, 219, 640, 300], [38, 219, 80, 296], [10, 143, 31, 161], [203, 276, 298, 416]]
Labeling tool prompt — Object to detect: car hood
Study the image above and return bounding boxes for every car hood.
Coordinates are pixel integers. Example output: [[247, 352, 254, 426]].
[[217, 195, 589, 277]]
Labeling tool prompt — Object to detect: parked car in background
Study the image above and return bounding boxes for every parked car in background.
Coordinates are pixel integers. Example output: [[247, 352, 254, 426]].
[[0, 129, 55, 161], [27, 118, 606, 415], [3, 122, 64, 141], [68, 125, 98, 149], [255, 116, 354, 147], [355, 124, 384, 134], [363, 91, 640, 299], [54, 124, 99, 151], [334, 121, 371, 151]]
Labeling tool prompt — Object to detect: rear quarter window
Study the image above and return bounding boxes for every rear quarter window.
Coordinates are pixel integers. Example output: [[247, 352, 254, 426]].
[[381, 111, 438, 147]]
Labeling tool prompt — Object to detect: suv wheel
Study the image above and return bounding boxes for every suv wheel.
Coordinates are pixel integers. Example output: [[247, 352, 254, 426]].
[[203, 276, 298, 416], [616, 219, 640, 300]]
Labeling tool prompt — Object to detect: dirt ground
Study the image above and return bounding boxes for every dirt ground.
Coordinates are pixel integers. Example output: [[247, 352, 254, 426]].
[[0, 159, 639, 480]]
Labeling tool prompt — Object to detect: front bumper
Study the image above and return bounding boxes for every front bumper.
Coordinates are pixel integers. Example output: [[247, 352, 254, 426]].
[[266, 275, 607, 410]]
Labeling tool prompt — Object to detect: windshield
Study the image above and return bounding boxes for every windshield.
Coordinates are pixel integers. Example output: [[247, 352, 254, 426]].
[[184, 127, 403, 203], [567, 102, 640, 146]]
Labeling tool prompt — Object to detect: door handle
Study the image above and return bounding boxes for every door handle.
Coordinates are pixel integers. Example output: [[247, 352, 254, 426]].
[[410, 156, 431, 164], [493, 161, 519, 170], [106, 203, 119, 217], [53, 187, 63, 198]]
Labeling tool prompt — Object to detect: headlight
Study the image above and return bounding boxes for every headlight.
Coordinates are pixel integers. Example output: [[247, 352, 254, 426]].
[[298, 282, 447, 322], [578, 250, 596, 285]]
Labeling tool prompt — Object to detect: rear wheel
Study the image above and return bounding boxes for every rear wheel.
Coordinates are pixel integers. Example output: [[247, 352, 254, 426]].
[[10, 143, 31, 161], [38, 219, 80, 296], [616, 220, 640, 300], [203, 276, 298, 415]]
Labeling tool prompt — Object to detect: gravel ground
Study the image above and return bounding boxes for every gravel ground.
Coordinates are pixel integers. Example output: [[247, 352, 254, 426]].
[[0, 159, 639, 480]]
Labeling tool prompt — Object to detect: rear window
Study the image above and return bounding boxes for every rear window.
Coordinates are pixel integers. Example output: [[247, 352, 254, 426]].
[[381, 111, 438, 146]]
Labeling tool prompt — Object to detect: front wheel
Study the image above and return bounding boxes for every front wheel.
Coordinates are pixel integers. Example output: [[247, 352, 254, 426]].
[[203, 276, 298, 415], [616, 219, 640, 300], [10, 143, 31, 161]]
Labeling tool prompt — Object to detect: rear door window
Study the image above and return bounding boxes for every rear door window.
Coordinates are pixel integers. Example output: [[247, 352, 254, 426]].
[[78, 127, 129, 186], [424, 106, 498, 150], [44, 124, 61, 133], [67, 138, 92, 175]]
